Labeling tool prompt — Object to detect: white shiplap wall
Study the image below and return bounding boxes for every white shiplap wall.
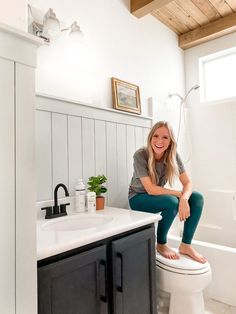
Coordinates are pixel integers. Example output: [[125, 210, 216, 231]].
[[36, 94, 152, 209]]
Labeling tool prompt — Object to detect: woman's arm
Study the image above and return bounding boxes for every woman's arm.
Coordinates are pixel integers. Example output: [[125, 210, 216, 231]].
[[140, 176, 182, 198], [178, 172, 192, 221], [179, 172, 192, 200]]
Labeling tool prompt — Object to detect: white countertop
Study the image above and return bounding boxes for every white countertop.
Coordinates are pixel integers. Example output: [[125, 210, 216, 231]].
[[37, 207, 161, 260]]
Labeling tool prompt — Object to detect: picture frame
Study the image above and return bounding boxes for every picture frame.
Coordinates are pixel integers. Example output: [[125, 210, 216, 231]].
[[111, 77, 141, 115]]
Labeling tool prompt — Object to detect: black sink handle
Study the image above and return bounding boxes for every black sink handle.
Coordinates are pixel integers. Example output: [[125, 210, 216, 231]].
[[60, 203, 70, 214]]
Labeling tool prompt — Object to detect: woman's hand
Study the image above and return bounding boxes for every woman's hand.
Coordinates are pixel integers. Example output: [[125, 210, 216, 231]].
[[175, 191, 183, 198], [178, 197, 190, 221]]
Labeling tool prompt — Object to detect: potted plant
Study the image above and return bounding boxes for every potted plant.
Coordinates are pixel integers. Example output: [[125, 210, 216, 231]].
[[87, 175, 107, 210]]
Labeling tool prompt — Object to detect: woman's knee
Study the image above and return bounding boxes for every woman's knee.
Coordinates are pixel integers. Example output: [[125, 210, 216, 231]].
[[162, 195, 179, 215], [129, 194, 160, 213], [189, 191, 204, 208]]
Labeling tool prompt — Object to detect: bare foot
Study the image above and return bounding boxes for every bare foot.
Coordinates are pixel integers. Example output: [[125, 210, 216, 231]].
[[156, 244, 180, 259], [179, 243, 207, 263]]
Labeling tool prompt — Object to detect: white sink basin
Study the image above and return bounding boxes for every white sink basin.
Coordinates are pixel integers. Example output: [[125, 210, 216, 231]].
[[42, 213, 113, 231]]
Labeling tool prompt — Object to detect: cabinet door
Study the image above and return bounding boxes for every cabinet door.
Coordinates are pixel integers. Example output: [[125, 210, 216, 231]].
[[112, 227, 157, 314], [38, 245, 108, 314]]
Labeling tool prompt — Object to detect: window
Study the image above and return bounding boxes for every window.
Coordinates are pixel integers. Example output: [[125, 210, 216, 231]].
[[199, 47, 236, 102]]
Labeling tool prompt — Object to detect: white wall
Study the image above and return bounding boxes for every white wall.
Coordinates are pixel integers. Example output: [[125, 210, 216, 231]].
[[184, 32, 236, 230], [29, 0, 184, 117], [0, 0, 27, 31]]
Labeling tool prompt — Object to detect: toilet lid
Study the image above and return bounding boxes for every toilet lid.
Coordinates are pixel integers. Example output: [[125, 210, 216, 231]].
[[156, 249, 210, 275]]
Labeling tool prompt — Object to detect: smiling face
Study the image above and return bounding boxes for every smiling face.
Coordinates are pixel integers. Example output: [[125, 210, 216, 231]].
[[151, 126, 171, 160]]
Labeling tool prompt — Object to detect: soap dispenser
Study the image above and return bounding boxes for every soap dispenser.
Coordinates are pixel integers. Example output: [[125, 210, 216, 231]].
[[75, 179, 86, 212]]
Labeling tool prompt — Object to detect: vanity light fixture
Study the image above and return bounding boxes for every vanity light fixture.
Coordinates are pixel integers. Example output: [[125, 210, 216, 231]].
[[62, 21, 83, 36], [42, 8, 61, 39], [28, 5, 83, 43], [29, 6, 60, 43]]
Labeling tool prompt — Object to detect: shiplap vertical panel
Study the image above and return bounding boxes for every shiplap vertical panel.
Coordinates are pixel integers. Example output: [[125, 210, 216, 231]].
[[106, 122, 117, 206], [135, 126, 144, 150], [52, 113, 68, 197], [35, 95, 152, 205], [35, 111, 52, 200], [143, 127, 150, 146], [95, 120, 107, 175], [126, 125, 136, 190], [82, 118, 95, 185], [117, 124, 128, 208], [0, 58, 15, 314], [15, 63, 37, 314], [68, 116, 83, 195]]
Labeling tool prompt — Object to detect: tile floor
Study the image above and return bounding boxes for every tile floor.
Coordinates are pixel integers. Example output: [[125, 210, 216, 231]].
[[156, 289, 236, 314], [205, 299, 236, 314]]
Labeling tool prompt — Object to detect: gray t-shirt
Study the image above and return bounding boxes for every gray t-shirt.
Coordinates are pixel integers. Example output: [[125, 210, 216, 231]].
[[128, 147, 185, 199]]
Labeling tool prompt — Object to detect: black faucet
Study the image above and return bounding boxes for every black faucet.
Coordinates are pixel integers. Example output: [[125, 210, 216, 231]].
[[41, 183, 70, 219]]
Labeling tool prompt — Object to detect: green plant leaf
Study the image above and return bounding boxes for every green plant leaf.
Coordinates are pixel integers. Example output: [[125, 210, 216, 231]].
[[87, 174, 107, 196]]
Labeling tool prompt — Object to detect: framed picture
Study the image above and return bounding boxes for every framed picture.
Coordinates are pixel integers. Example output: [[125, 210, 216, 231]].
[[111, 77, 141, 114]]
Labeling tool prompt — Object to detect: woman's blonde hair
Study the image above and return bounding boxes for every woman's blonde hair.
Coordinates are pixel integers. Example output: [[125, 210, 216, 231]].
[[147, 121, 179, 186]]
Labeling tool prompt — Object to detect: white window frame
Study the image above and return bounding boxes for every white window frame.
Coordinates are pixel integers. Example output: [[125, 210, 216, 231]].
[[199, 46, 236, 103]]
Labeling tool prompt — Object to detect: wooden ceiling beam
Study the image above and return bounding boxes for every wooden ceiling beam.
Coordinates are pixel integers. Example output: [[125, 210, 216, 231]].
[[151, 11, 181, 34], [131, 0, 173, 18], [179, 12, 236, 49], [225, 0, 236, 12]]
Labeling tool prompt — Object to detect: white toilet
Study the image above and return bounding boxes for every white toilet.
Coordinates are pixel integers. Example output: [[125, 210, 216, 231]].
[[156, 250, 212, 314]]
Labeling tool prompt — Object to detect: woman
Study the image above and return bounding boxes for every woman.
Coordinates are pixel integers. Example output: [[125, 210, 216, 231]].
[[129, 121, 206, 263]]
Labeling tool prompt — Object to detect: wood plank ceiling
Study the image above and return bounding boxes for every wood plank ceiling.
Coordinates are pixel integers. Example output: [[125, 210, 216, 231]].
[[131, 0, 236, 49]]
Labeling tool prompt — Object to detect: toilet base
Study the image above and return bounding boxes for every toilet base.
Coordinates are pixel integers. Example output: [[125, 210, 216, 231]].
[[157, 288, 170, 314], [169, 291, 205, 314]]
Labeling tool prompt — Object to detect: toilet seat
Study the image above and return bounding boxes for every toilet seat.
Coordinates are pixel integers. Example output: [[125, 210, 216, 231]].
[[156, 250, 210, 275]]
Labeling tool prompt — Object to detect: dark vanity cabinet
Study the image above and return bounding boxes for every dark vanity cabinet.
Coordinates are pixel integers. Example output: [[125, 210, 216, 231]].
[[38, 225, 157, 314], [112, 227, 156, 314], [38, 245, 108, 314]]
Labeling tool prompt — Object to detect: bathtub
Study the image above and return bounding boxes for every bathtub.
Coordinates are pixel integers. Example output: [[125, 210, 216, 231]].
[[168, 224, 236, 306]]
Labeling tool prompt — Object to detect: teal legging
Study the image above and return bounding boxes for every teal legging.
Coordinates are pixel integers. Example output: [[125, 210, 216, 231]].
[[129, 191, 203, 244]]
